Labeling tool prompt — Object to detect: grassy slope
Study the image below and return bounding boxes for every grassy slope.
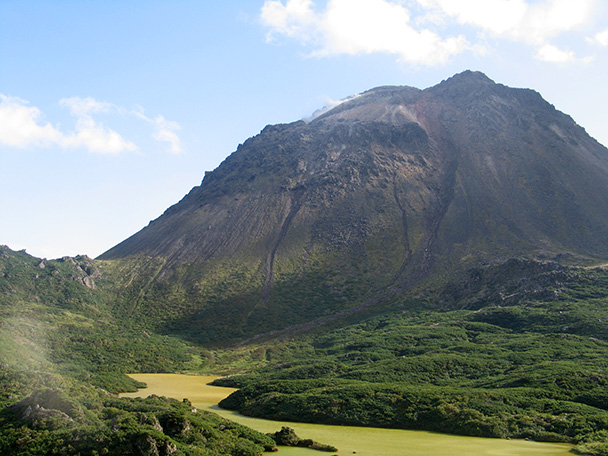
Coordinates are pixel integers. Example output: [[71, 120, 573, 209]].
[[0, 246, 274, 455], [0, 247, 202, 395]]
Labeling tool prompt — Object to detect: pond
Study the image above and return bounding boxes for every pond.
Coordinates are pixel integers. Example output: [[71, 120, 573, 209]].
[[120, 373, 573, 456]]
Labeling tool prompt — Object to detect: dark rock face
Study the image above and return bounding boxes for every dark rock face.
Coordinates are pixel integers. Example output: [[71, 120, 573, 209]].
[[99, 71, 608, 343]]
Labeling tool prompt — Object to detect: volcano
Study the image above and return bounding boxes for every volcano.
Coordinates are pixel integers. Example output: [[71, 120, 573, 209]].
[[100, 71, 608, 343]]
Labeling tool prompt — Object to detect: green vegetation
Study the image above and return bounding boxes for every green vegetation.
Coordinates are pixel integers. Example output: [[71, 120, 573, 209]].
[[2, 245, 608, 455], [0, 247, 200, 396], [210, 261, 608, 454], [0, 246, 274, 455], [99, 253, 379, 346], [0, 386, 275, 455]]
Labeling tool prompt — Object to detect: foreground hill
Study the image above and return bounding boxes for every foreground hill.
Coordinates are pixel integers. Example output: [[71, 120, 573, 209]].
[[101, 71, 608, 344], [0, 245, 197, 395], [0, 246, 276, 456]]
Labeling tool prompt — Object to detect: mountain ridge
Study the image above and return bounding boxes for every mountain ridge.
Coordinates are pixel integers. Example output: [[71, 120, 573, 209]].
[[103, 70, 608, 264]]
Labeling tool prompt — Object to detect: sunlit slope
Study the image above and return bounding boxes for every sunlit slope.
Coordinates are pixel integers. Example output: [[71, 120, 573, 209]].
[[0, 245, 196, 397]]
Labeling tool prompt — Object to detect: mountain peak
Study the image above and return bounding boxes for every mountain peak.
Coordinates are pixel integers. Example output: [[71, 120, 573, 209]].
[[311, 71, 496, 125], [441, 70, 494, 85]]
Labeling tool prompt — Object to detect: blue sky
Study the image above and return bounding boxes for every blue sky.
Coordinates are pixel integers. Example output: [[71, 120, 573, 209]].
[[1, 0, 607, 259]]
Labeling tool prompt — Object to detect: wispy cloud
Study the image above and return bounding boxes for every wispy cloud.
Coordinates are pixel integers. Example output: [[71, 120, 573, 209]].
[[0, 95, 183, 155], [59, 97, 138, 154], [152, 116, 182, 155], [260, 0, 601, 65], [133, 110, 183, 155], [304, 93, 362, 121], [59, 96, 115, 117]]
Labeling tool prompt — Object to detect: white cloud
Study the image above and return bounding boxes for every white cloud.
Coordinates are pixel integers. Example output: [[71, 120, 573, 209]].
[[419, 0, 527, 35], [62, 122, 138, 155], [535, 43, 576, 63], [587, 28, 608, 46], [523, 0, 594, 43], [261, 0, 468, 65], [261, 0, 600, 65], [422, 0, 594, 44], [59, 96, 114, 117], [321, 0, 468, 64], [132, 110, 183, 155], [0, 94, 183, 155], [261, 0, 317, 41], [0, 95, 63, 148]]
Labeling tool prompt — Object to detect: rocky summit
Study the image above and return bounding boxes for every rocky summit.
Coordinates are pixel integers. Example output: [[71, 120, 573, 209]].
[[99, 71, 608, 343]]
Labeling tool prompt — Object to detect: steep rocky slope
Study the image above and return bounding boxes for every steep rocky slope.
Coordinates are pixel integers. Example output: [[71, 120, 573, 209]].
[[100, 71, 608, 343]]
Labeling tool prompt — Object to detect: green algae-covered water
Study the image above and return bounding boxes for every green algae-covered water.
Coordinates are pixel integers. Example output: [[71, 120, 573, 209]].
[[121, 373, 572, 456]]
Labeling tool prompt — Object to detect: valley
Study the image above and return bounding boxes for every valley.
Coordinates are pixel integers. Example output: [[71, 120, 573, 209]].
[[2, 72, 608, 455], [122, 373, 573, 456]]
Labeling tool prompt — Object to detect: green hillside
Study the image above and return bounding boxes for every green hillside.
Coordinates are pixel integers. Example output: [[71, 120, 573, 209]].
[[0, 246, 200, 395], [210, 260, 608, 454], [0, 247, 278, 456], [2, 251, 608, 453]]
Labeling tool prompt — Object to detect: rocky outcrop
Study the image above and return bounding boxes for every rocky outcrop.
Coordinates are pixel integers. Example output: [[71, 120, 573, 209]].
[[133, 433, 178, 456], [10, 389, 84, 430], [60, 255, 100, 289], [267, 426, 338, 452]]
